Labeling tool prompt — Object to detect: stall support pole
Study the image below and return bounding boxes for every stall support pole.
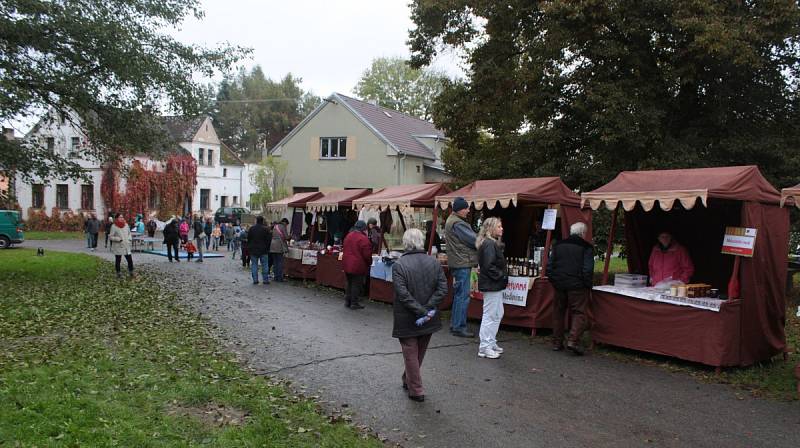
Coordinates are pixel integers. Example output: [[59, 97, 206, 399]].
[[539, 229, 553, 279], [601, 206, 618, 286], [308, 210, 316, 244], [427, 208, 439, 255], [728, 255, 741, 299], [396, 206, 407, 231]]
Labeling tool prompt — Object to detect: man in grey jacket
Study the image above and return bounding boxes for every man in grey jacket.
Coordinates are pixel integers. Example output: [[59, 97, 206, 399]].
[[86, 214, 100, 251], [270, 218, 289, 282], [444, 197, 478, 338]]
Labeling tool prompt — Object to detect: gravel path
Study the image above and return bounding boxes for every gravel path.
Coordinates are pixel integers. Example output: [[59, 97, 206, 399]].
[[25, 240, 800, 447]]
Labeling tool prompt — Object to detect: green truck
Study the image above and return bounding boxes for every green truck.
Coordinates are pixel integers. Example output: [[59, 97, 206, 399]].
[[0, 210, 24, 249]]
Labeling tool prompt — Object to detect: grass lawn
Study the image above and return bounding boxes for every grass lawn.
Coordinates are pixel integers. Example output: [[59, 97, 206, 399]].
[[0, 248, 380, 447], [23, 230, 84, 240], [587, 255, 799, 401]]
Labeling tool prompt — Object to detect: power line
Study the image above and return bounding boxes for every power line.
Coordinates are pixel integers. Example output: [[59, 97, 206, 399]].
[[214, 98, 301, 104]]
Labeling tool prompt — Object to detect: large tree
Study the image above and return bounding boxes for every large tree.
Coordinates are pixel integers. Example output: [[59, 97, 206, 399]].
[[353, 56, 448, 120], [211, 67, 320, 162], [408, 1, 800, 190], [0, 0, 248, 188]]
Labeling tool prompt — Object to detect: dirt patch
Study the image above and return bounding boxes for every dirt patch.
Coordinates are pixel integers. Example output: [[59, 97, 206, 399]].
[[165, 402, 250, 428]]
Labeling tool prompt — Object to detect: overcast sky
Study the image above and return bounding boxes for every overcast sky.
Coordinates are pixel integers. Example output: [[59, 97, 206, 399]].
[[175, 0, 463, 97]]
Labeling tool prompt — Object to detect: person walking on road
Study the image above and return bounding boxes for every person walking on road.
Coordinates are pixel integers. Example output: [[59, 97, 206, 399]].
[[392, 228, 448, 402], [444, 197, 478, 338], [103, 215, 113, 248], [247, 216, 272, 285], [240, 224, 250, 268], [342, 220, 372, 309], [108, 213, 134, 279], [476, 217, 508, 359], [546, 222, 594, 355], [270, 218, 289, 282], [179, 218, 189, 244], [192, 214, 205, 263], [163, 216, 181, 262], [203, 218, 213, 250], [211, 224, 221, 251], [225, 223, 235, 251], [86, 214, 100, 251]]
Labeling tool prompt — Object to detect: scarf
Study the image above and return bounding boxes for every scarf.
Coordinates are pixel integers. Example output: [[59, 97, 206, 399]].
[[114, 217, 126, 229]]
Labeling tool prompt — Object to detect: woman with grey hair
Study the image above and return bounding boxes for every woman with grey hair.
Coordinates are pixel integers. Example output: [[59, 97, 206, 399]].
[[391, 228, 448, 402], [476, 217, 507, 359]]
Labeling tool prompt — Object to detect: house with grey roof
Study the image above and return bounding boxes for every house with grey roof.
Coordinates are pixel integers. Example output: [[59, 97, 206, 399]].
[[267, 93, 451, 194]]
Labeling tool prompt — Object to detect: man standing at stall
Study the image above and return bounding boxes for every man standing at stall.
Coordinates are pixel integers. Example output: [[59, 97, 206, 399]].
[[547, 222, 594, 355], [248, 216, 272, 285], [343, 220, 373, 309], [367, 217, 381, 253], [444, 197, 478, 338]]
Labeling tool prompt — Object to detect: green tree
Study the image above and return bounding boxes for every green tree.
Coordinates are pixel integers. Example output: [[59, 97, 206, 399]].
[[409, 0, 800, 190], [249, 155, 289, 211], [0, 0, 248, 190], [212, 67, 320, 162], [353, 56, 448, 120]]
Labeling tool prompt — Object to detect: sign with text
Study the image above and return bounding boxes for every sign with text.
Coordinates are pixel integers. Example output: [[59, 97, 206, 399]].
[[721, 227, 757, 257], [542, 208, 557, 231], [301, 250, 318, 265], [501, 276, 532, 307]]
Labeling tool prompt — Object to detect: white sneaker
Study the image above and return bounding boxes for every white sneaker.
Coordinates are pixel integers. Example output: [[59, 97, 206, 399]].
[[478, 348, 501, 359], [492, 345, 504, 354]]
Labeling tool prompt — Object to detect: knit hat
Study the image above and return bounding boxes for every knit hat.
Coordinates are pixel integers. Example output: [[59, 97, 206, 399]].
[[354, 220, 367, 231], [452, 197, 469, 212], [367, 217, 377, 226]]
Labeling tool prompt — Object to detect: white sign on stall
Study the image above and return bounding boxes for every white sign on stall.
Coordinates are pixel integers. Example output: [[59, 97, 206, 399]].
[[501, 276, 532, 307], [542, 208, 557, 231], [301, 250, 318, 265]]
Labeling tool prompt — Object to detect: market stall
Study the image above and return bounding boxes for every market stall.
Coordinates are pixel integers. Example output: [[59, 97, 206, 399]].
[[436, 177, 592, 333], [265, 191, 324, 280], [351, 183, 453, 307], [781, 184, 800, 208], [582, 166, 789, 367], [306, 189, 372, 290]]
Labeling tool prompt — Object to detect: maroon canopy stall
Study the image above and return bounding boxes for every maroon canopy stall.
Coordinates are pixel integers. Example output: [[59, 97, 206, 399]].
[[266, 191, 325, 280], [307, 189, 372, 290], [781, 184, 800, 208], [436, 177, 592, 333], [582, 166, 789, 367], [352, 183, 453, 307]]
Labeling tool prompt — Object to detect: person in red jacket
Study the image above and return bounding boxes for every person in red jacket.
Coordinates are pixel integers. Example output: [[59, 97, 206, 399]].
[[342, 220, 373, 309], [648, 231, 694, 286]]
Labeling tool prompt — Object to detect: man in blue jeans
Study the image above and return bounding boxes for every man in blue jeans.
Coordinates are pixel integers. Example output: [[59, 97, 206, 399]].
[[444, 197, 478, 338], [247, 216, 272, 285]]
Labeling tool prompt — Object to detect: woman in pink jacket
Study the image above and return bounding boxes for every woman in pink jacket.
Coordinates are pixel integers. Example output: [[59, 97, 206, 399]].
[[648, 232, 694, 285]]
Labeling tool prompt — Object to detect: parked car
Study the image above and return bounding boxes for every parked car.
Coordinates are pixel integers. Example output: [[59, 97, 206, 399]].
[[0, 210, 24, 249], [214, 207, 250, 225]]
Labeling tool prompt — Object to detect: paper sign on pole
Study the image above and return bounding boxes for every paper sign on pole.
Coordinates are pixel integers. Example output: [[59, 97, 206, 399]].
[[542, 208, 557, 231], [721, 227, 757, 257], [501, 276, 532, 306]]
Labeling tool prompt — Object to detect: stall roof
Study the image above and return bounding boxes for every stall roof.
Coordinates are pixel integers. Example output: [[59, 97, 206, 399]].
[[436, 177, 581, 210], [781, 184, 800, 208], [265, 191, 324, 212], [582, 166, 781, 211], [306, 189, 372, 212], [352, 183, 451, 210]]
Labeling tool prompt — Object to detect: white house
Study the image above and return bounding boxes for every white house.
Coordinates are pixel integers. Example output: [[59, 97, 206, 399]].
[[16, 111, 259, 220]]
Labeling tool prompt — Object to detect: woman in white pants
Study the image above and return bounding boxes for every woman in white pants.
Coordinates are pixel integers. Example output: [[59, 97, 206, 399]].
[[476, 217, 507, 359]]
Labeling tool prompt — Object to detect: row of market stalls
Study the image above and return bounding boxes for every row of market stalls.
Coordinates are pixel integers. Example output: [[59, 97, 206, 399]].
[[259, 166, 796, 369]]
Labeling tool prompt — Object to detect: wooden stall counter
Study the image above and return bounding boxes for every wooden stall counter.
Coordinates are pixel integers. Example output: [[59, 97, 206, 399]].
[[467, 276, 555, 334], [284, 256, 317, 280], [315, 252, 346, 289]]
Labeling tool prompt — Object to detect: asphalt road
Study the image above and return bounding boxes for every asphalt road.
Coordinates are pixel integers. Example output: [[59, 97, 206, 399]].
[[26, 240, 800, 447]]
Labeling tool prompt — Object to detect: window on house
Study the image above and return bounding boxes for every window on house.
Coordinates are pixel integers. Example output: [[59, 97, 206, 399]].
[[71, 137, 80, 150], [320, 137, 347, 159], [80, 184, 94, 210], [207, 149, 214, 166], [223, 168, 227, 177], [220, 195, 228, 207], [248, 193, 257, 209], [46, 137, 55, 151], [148, 186, 159, 209], [198, 148, 205, 165], [233, 196, 238, 205], [56, 184, 69, 209], [200, 189, 210, 210], [416, 165, 421, 173], [32, 184, 44, 208]]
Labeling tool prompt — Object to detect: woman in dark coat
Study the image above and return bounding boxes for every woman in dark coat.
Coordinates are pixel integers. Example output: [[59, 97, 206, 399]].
[[163, 216, 181, 262], [342, 220, 373, 309], [392, 228, 448, 402]]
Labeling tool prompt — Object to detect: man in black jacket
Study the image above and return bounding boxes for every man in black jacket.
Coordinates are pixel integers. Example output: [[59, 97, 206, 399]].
[[192, 214, 205, 263], [546, 221, 593, 355], [163, 217, 181, 262], [248, 216, 272, 285]]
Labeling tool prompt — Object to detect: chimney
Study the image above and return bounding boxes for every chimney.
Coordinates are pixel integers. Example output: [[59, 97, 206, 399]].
[[2, 128, 14, 141]]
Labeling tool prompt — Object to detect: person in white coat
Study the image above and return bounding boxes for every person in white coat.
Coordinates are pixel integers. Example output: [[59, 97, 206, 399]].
[[109, 213, 134, 278]]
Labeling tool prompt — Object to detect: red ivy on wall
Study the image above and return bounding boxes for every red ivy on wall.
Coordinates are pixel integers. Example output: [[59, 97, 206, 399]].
[[101, 155, 197, 220]]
